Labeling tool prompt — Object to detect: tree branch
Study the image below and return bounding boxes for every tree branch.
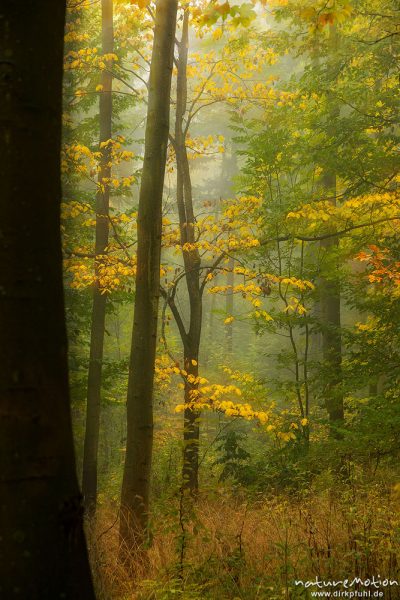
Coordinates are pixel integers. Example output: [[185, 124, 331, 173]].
[[261, 216, 400, 246]]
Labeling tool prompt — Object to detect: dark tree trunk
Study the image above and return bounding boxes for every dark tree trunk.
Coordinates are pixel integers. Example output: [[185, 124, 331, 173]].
[[0, 2, 95, 598], [120, 0, 178, 550], [174, 9, 202, 496], [182, 357, 200, 493], [82, 0, 113, 516]]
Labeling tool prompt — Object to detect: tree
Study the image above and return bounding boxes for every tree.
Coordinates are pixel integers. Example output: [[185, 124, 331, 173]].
[[120, 0, 178, 550], [161, 11, 278, 494], [234, 0, 399, 445], [171, 7, 203, 494], [82, 0, 114, 515], [0, 2, 95, 598]]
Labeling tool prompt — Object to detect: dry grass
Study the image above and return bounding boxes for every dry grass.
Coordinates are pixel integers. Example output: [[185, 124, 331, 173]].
[[87, 483, 400, 599]]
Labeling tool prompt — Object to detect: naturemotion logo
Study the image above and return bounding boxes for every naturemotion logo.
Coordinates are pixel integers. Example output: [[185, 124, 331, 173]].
[[294, 576, 399, 598]]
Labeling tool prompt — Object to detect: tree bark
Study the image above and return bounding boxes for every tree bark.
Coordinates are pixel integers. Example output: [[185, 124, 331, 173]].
[[174, 9, 203, 496], [0, 2, 95, 598], [182, 353, 201, 492], [82, 0, 113, 516], [120, 0, 178, 551]]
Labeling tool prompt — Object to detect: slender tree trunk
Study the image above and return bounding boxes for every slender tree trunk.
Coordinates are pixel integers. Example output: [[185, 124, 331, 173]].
[[82, 0, 113, 516], [0, 2, 95, 597], [174, 9, 202, 496], [182, 351, 201, 492], [120, 0, 178, 551]]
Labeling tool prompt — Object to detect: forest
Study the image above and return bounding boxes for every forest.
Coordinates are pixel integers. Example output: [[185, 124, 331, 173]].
[[1, 0, 399, 598]]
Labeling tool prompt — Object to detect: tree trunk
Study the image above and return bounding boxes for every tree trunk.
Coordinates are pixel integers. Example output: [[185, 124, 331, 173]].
[[174, 9, 203, 496], [0, 2, 95, 598], [82, 0, 113, 516], [120, 0, 178, 551], [182, 352, 201, 493]]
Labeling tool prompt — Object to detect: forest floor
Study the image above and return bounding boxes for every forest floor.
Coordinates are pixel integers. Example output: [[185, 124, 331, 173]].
[[89, 477, 400, 600]]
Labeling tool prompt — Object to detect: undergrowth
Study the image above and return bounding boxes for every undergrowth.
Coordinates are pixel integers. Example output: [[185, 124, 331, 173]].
[[88, 475, 400, 600]]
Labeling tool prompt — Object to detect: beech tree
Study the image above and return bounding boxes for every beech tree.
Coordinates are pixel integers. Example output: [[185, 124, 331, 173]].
[[0, 1, 95, 598], [82, 0, 114, 515], [171, 7, 203, 494], [120, 0, 178, 549]]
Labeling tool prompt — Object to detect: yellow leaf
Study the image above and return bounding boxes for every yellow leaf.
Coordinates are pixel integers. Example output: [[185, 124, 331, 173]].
[[131, 0, 149, 7], [212, 27, 223, 41]]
